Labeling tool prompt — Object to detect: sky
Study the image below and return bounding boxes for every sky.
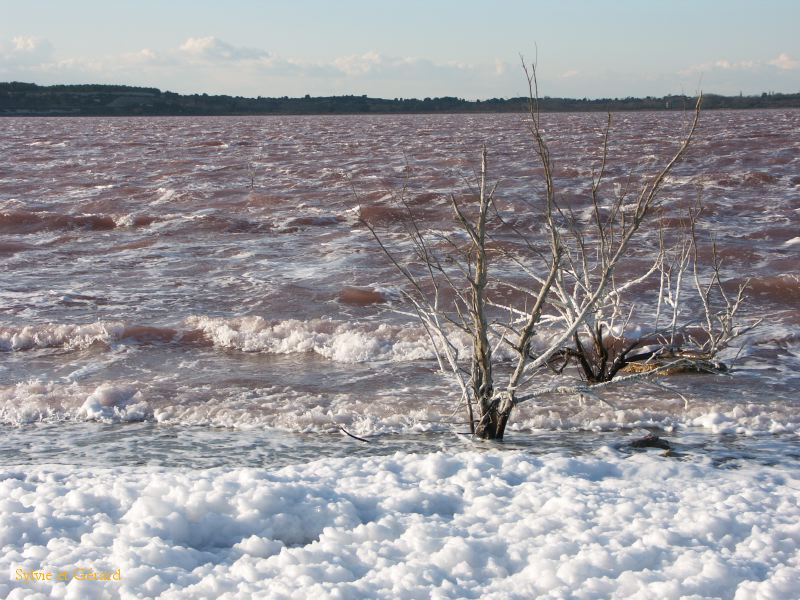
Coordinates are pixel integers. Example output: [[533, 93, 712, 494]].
[[1, 0, 799, 99]]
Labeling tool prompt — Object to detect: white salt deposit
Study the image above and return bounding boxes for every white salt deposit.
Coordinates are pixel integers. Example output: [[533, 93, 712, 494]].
[[1, 451, 797, 599]]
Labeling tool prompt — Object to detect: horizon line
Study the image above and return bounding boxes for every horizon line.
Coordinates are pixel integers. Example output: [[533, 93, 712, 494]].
[[4, 80, 800, 103]]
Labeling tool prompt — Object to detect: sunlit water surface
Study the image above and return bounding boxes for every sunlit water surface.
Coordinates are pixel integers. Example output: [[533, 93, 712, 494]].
[[1, 111, 798, 467]]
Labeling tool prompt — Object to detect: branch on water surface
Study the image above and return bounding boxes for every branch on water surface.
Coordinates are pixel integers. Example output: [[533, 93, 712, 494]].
[[339, 425, 371, 443]]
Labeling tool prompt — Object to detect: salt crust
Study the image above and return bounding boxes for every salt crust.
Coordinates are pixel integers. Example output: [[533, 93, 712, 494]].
[[1, 451, 797, 599]]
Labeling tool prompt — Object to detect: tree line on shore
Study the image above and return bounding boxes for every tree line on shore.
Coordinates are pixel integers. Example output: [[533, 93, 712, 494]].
[[1, 81, 798, 116]]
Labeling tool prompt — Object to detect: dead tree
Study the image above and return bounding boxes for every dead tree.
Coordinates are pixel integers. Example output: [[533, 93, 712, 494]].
[[557, 198, 760, 382], [361, 61, 704, 440]]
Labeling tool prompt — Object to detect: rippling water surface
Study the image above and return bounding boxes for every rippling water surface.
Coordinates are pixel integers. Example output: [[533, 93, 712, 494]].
[[1, 111, 798, 465]]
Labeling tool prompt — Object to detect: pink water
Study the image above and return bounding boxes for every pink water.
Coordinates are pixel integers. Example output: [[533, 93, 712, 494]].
[[1, 110, 798, 440]]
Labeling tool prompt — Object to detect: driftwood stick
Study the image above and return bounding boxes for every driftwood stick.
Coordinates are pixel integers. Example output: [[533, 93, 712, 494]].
[[339, 425, 371, 443]]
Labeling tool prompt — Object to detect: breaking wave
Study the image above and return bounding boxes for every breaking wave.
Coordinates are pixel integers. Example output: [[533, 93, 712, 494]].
[[1, 317, 467, 363], [1, 377, 798, 436], [0, 322, 206, 352], [0, 381, 152, 425], [185, 315, 459, 363]]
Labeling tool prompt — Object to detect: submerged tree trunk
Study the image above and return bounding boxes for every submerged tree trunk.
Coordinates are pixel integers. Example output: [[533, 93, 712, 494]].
[[465, 147, 506, 440], [474, 399, 513, 440]]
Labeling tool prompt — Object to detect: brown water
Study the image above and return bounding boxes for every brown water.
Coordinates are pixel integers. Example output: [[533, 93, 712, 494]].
[[0, 111, 798, 445]]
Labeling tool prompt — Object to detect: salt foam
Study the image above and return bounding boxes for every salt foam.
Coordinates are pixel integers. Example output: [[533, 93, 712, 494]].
[[0, 451, 796, 598]]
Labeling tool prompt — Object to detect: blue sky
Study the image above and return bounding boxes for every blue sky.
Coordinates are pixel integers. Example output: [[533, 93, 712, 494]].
[[1, 0, 798, 98]]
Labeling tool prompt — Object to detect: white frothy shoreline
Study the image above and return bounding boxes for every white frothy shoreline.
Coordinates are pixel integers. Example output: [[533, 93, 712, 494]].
[[1, 450, 797, 599]]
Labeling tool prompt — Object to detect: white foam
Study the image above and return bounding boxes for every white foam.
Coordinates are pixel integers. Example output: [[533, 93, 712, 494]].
[[0, 381, 151, 425], [1, 370, 798, 435], [113, 213, 145, 228], [150, 385, 454, 435], [0, 322, 125, 352], [186, 315, 468, 363], [153, 187, 177, 204], [80, 383, 150, 422], [0, 451, 796, 598]]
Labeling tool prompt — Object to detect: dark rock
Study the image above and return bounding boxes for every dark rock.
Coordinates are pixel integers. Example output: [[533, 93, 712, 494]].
[[630, 434, 671, 450]]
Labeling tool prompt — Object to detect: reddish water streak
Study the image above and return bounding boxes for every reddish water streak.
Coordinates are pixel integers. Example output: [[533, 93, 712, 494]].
[[339, 287, 387, 305], [0, 210, 116, 234]]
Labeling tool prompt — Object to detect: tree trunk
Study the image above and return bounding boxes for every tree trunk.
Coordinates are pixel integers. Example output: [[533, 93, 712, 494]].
[[474, 395, 513, 440]]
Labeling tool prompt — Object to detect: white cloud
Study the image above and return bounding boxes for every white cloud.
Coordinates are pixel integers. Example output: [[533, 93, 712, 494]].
[[178, 36, 270, 62], [680, 59, 752, 75], [328, 51, 479, 80], [11, 34, 793, 99], [0, 36, 54, 66], [12, 36, 38, 52], [0, 34, 504, 97], [332, 51, 384, 76], [768, 53, 799, 70], [120, 48, 162, 65], [680, 53, 798, 75]]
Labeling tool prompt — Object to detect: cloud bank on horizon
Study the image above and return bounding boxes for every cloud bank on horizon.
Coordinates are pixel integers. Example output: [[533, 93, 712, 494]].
[[1, 0, 798, 99], [1, 34, 797, 100]]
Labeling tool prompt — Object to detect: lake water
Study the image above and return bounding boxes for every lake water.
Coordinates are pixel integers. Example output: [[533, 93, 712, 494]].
[[1, 110, 798, 466]]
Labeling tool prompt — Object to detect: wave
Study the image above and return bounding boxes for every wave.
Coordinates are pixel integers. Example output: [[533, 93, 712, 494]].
[[0, 241, 34, 255], [0, 381, 151, 425], [0, 209, 161, 234], [1, 377, 798, 436], [0, 317, 461, 363], [186, 315, 456, 363], [1, 321, 124, 351], [0, 322, 207, 352], [4, 312, 788, 370], [0, 379, 453, 431], [0, 208, 272, 236], [0, 209, 347, 238], [737, 274, 800, 304], [0, 210, 116, 234], [176, 214, 272, 234]]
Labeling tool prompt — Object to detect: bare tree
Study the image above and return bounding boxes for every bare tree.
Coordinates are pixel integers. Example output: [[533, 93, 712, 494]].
[[558, 197, 760, 382], [361, 60, 711, 440]]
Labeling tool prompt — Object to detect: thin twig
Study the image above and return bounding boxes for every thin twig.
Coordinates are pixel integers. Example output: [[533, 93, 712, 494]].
[[339, 425, 371, 443]]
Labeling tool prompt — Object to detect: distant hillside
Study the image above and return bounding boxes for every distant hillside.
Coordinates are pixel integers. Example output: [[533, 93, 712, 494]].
[[1, 82, 798, 116]]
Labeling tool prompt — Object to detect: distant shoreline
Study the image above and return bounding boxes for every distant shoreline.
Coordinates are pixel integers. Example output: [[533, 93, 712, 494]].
[[2, 82, 799, 116]]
